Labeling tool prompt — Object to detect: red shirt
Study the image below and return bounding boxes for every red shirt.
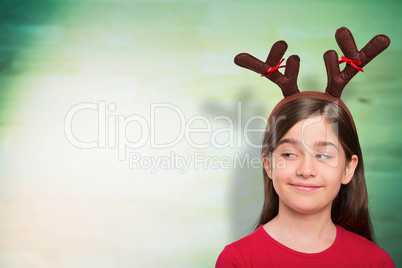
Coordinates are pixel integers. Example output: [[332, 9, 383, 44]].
[[216, 225, 395, 268]]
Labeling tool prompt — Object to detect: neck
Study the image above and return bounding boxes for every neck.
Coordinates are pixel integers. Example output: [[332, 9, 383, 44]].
[[278, 204, 334, 235], [263, 201, 336, 253]]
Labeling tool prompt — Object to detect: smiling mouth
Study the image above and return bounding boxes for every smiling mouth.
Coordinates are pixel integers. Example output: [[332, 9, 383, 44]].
[[290, 184, 322, 192]]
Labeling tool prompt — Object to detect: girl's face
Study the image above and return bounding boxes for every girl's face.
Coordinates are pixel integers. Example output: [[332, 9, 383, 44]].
[[263, 116, 358, 215]]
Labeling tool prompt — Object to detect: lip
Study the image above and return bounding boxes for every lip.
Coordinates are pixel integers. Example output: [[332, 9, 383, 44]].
[[290, 183, 322, 193]]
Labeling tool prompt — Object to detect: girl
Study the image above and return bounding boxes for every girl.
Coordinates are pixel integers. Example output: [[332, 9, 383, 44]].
[[215, 27, 395, 267]]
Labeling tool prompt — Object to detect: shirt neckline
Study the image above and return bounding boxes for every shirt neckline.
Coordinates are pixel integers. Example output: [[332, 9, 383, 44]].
[[257, 224, 342, 258]]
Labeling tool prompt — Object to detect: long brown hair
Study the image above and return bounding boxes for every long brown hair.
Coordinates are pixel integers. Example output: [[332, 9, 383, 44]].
[[258, 97, 375, 242]]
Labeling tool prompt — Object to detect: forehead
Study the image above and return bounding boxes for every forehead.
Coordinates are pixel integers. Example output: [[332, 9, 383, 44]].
[[281, 116, 339, 145]]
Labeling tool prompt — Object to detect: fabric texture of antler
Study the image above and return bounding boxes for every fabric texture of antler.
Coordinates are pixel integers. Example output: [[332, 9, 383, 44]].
[[324, 27, 391, 98], [234, 27, 391, 126], [234, 41, 300, 97]]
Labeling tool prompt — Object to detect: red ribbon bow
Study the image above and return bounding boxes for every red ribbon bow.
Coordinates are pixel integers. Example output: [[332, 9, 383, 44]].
[[261, 58, 286, 77], [339, 55, 364, 73]]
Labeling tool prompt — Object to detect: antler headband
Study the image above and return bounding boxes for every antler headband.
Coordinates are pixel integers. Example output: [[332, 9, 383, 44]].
[[234, 27, 390, 127]]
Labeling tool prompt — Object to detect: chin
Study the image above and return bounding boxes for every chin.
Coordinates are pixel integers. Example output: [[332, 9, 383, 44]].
[[287, 202, 330, 215], [292, 206, 323, 215]]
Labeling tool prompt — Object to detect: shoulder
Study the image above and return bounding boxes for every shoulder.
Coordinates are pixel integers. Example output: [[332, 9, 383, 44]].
[[337, 226, 395, 267], [215, 243, 244, 268], [338, 226, 384, 251], [215, 226, 268, 268]]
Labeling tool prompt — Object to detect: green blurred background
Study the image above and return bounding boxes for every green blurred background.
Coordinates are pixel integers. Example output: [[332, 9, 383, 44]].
[[0, 0, 400, 267]]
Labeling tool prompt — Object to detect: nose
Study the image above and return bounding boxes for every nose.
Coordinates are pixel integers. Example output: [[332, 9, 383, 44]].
[[296, 155, 317, 178]]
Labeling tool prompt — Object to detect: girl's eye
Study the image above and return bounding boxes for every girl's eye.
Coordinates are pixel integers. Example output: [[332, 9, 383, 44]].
[[316, 154, 332, 160], [282, 153, 296, 158]]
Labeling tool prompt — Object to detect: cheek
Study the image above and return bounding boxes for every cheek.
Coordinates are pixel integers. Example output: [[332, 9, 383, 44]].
[[271, 156, 292, 173], [326, 181, 343, 202], [271, 158, 299, 180], [317, 162, 346, 181], [270, 166, 294, 203], [270, 159, 294, 184], [316, 165, 346, 197]]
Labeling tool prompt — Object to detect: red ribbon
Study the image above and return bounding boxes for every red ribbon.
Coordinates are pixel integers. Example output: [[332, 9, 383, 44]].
[[261, 58, 286, 77], [339, 55, 364, 73]]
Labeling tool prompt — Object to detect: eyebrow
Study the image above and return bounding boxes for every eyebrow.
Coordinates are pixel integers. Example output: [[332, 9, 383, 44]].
[[278, 138, 301, 146], [314, 141, 338, 150], [278, 138, 338, 149]]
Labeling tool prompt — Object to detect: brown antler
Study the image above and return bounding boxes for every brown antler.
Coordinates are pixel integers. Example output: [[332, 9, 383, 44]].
[[324, 27, 391, 98], [234, 40, 300, 97]]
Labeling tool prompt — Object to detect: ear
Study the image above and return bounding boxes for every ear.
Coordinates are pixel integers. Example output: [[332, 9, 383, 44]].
[[262, 153, 273, 179], [342, 155, 358, 185]]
